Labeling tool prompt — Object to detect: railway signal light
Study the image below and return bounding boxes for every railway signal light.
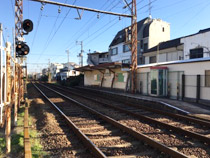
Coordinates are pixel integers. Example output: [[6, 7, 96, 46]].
[[16, 41, 30, 57], [22, 19, 33, 33]]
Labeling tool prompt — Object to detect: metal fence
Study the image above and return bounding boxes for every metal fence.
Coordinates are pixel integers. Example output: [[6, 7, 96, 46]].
[[137, 71, 210, 103]]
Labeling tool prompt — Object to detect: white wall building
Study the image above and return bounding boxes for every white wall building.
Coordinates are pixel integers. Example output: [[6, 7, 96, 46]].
[[109, 17, 170, 65], [50, 63, 64, 79], [181, 28, 210, 60]]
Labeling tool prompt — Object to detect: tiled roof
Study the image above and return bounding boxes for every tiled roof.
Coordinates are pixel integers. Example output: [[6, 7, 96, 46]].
[[74, 62, 122, 72], [143, 38, 182, 54]]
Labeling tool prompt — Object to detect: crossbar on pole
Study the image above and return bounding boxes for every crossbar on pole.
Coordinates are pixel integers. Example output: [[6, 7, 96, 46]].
[[29, 0, 133, 18]]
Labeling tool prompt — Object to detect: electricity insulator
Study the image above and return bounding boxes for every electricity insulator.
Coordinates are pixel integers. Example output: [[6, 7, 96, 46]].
[[16, 41, 30, 56], [119, 16, 121, 20], [23, 19, 33, 33], [41, 3, 45, 10], [58, 6, 61, 13], [97, 13, 99, 19]]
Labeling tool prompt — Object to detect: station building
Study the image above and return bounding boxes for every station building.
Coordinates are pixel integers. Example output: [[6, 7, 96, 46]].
[[75, 21, 210, 103]]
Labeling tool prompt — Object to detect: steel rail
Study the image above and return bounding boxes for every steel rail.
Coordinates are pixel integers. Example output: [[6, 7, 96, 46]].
[[76, 86, 210, 127], [33, 83, 107, 158], [47, 84, 210, 145], [39, 83, 188, 158]]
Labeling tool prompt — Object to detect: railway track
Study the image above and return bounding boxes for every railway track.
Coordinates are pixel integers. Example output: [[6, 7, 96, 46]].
[[79, 87, 210, 131], [33, 82, 190, 158], [42, 83, 210, 157]]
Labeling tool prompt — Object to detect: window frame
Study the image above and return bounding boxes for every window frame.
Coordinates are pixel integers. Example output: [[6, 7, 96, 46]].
[[123, 44, 131, 52], [190, 48, 203, 59], [110, 47, 118, 56], [149, 56, 156, 64]]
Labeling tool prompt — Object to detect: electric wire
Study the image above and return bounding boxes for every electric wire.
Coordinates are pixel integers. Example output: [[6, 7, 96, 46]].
[[36, 0, 77, 62], [33, 0, 156, 65], [31, 9, 43, 51], [41, 0, 69, 55], [180, 1, 210, 29], [10, 0, 15, 18], [51, 1, 151, 62], [64, 0, 120, 50]]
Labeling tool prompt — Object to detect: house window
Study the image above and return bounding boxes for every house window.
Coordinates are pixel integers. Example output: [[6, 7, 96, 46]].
[[128, 34, 131, 41], [122, 59, 130, 64], [190, 48, 203, 59], [94, 74, 101, 81], [144, 43, 148, 52], [140, 40, 143, 49], [205, 70, 210, 87], [123, 44, 131, 52], [111, 47, 118, 56], [149, 56, 156, 63], [162, 27, 165, 32]]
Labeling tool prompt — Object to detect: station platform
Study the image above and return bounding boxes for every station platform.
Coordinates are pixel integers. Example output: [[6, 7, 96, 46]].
[[78, 86, 210, 121]]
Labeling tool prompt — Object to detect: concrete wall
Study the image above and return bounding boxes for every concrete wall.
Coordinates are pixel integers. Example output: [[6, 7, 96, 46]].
[[138, 60, 210, 100], [84, 68, 128, 90], [181, 31, 210, 59]]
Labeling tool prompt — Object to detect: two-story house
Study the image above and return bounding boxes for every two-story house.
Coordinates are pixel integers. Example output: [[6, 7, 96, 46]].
[[50, 63, 64, 79], [87, 51, 110, 65], [109, 17, 170, 65]]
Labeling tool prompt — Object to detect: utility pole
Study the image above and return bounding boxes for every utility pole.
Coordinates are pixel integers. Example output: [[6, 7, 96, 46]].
[[131, 0, 137, 93], [76, 41, 83, 67], [0, 24, 3, 124], [66, 50, 70, 76], [5, 42, 12, 154], [13, 28, 18, 126]]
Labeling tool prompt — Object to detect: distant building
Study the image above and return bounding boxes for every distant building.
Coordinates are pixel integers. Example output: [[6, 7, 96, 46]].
[[63, 62, 79, 69], [50, 63, 64, 79], [42, 68, 48, 76], [56, 62, 80, 81], [109, 17, 170, 65], [87, 51, 110, 65]]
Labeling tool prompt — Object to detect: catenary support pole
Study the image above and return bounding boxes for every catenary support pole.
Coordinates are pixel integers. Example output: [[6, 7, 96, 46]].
[[5, 42, 12, 154], [131, 0, 137, 93]]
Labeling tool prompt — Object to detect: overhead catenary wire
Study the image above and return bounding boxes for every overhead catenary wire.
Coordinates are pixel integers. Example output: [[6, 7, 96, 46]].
[[64, 0, 122, 50], [36, 0, 77, 63], [40, 0, 69, 55], [50, 1, 151, 62], [66, 0, 153, 53], [10, 0, 15, 18], [31, 0, 151, 67], [31, 7, 43, 51], [179, 1, 210, 29], [63, 0, 116, 49], [47, 0, 121, 62]]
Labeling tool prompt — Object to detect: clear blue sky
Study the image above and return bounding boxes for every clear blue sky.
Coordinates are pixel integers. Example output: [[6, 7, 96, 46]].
[[1, 0, 210, 73]]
